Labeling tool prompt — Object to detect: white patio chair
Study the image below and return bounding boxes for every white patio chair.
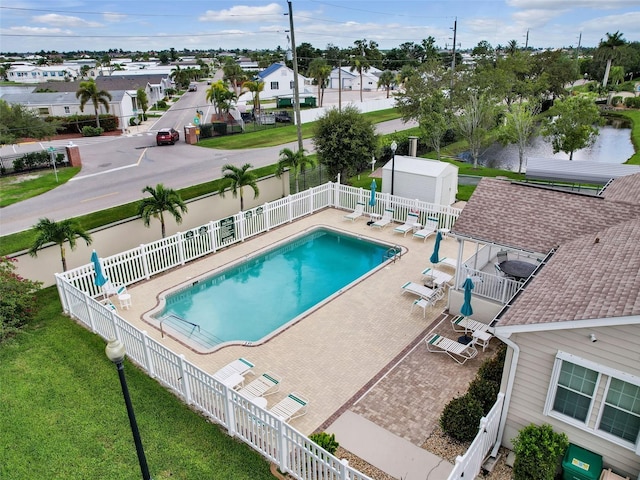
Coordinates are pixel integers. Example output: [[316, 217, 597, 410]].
[[213, 357, 255, 382], [237, 371, 282, 400], [425, 333, 478, 364], [344, 202, 365, 221], [371, 208, 394, 229], [412, 218, 439, 242], [393, 211, 420, 236], [268, 392, 308, 422]]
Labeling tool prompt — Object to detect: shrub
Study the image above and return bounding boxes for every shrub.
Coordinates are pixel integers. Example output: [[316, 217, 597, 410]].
[[512, 423, 568, 480], [309, 432, 339, 455], [467, 376, 499, 414], [0, 256, 42, 343], [440, 393, 484, 442], [82, 126, 104, 137], [624, 97, 640, 109], [157, 100, 167, 109], [611, 96, 623, 106], [476, 345, 506, 384]]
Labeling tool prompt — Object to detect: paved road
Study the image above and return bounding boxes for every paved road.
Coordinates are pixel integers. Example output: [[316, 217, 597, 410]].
[[0, 89, 415, 235]]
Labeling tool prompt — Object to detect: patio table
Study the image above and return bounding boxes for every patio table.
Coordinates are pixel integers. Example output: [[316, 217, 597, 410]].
[[499, 260, 536, 280]]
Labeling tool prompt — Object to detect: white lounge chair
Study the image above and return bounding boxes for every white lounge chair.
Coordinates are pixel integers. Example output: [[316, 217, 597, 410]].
[[450, 315, 490, 334], [102, 279, 127, 297], [421, 267, 454, 286], [371, 208, 394, 229], [269, 392, 308, 422], [437, 257, 458, 269], [425, 333, 478, 364], [393, 212, 420, 236], [412, 218, 439, 242], [401, 281, 444, 301], [344, 202, 365, 221], [237, 371, 281, 400], [213, 357, 255, 382]]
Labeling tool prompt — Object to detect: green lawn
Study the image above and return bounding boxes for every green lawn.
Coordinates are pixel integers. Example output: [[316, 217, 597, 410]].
[[610, 110, 640, 164], [0, 167, 80, 207], [0, 287, 274, 480]]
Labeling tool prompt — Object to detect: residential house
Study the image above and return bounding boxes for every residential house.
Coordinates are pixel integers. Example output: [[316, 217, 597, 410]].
[[7, 65, 79, 83], [328, 66, 382, 91], [255, 62, 310, 100], [449, 176, 640, 478]]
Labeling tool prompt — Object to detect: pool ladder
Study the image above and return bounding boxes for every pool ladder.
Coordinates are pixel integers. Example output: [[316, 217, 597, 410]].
[[383, 246, 402, 263], [160, 314, 201, 338]]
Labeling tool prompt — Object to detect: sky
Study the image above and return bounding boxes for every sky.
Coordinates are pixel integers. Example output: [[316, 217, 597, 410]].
[[0, 0, 639, 54]]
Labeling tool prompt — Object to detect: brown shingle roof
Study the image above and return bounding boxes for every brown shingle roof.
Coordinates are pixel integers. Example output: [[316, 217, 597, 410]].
[[496, 218, 640, 327], [37, 75, 167, 93], [600, 172, 640, 206], [451, 178, 639, 253]]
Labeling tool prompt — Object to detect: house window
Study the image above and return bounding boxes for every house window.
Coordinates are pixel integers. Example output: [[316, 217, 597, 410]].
[[64, 106, 70, 114], [599, 378, 640, 443], [270, 81, 279, 90], [38, 108, 49, 115], [43, 72, 48, 77], [552, 361, 598, 422], [546, 352, 640, 452], [290, 81, 294, 89]]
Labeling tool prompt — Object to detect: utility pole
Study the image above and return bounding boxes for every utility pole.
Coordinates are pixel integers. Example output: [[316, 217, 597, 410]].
[[524, 29, 529, 49], [450, 17, 457, 91], [338, 60, 342, 113], [575, 32, 582, 80], [287, 1, 304, 154]]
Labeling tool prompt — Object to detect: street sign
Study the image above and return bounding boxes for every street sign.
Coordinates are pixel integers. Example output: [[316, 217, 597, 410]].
[[193, 117, 200, 125]]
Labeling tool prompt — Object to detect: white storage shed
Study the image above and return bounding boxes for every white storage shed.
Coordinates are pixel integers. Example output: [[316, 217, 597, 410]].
[[381, 155, 458, 205]]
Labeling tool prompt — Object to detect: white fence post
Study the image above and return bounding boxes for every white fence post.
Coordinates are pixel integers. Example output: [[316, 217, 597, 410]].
[[178, 354, 191, 404], [209, 221, 217, 253], [85, 294, 97, 332], [141, 331, 154, 377], [177, 232, 186, 265], [264, 202, 271, 231], [140, 244, 150, 280], [224, 385, 236, 437]]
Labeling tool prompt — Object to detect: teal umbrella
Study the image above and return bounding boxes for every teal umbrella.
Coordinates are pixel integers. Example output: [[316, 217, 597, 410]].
[[429, 231, 442, 264], [91, 250, 107, 287], [461, 277, 474, 317], [369, 179, 377, 207]]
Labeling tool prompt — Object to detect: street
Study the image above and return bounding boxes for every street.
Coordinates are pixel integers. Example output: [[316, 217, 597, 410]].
[[0, 86, 415, 236]]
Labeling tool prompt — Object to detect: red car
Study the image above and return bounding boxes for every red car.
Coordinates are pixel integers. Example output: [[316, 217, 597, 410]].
[[156, 128, 179, 146]]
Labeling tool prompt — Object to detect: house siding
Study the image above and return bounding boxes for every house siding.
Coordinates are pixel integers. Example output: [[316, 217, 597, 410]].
[[501, 326, 640, 478]]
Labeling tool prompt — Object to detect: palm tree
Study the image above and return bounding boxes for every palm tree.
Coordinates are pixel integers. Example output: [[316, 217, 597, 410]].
[[276, 148, 315, 193], [222, 58, 246, 96], [75, 79, 112, 129], [377, 70, 396, 98], [218, 163, 259, 211], [350, 55, 371, 102], [137, 184, 188, 238], [206, 80, 237, 118], [29, 218, 92, 271], [307, 58, 332, 106], [241, 80, 265, 116], [598, 31, 626, 87]]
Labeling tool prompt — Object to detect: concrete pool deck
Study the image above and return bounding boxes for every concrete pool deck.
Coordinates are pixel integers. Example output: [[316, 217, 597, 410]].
[[116, 207, 497, 476]]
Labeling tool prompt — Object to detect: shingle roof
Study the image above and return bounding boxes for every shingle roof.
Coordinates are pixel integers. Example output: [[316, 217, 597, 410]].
[[29, 75, 167, 92], [496, 218, 640, 327], [600, 172, 640, 206], [258, 63, 285, 79], [1, 91, 127, 105], [451, 178, 639, 254]]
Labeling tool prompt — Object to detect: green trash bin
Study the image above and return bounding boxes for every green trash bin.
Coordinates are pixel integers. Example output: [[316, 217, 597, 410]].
[[562, 443, 602, 480], [277, 98, 293, 108]]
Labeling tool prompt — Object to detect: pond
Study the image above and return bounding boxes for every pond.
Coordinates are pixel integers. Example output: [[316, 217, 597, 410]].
[[458, 124, 634, 172]]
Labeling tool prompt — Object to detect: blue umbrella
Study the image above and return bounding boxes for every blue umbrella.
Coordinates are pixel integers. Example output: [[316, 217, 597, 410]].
[[91, 250, 107, 287], [429, 231, 442, 264], [369, 179, 377, 207], [461, 277, 474, 317]]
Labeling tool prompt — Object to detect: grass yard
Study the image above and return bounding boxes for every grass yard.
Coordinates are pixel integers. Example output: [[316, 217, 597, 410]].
[[0, 287, 274, 480], [0, 167, 80, 207]]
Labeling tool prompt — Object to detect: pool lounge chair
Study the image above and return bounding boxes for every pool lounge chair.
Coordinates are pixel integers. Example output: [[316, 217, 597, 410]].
[[421, 267, 453, 286], [268, 392, 308, 422], [102, 279, 127, 297], [450, 315, 490, 334], [401, 281, 443, 300], [344, 202, 365, 221], [371, 208, 394, 229], [237, 371, 282, 400], [412, 218, 439, 242], [393, 211, 420, 236], [213, 357, 255, 382], [425, 333, 478, 364]]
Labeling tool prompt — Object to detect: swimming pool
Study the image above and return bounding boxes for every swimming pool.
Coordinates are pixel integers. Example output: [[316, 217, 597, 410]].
[[151, 227, 396, 350]]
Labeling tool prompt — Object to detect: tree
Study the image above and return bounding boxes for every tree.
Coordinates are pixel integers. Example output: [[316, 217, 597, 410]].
[[222, 58, 246, 95], [137, 183, 188, 238], [455, 93, 497, 168], [377, 70, 395, 98], [158, 51, 170, 65], [598, 31, 626, 87], [29, 218, 92, 271], [206, 80, 237, 118], [0, 99, 60, 145], [541, 95, 601, 160], [241, 80, 264, 116], [75, 79, 112, 129], [218, 163, 259, 211], [0, 257, 42, 343], [313, 105, 378, 181], [307, 58, 332, 106], [350, 39, 378, 102], [170, 65, 188, 89], [135, 88, 149, 117], [498, 102, 540, 173], [276, 148, 315, 194]]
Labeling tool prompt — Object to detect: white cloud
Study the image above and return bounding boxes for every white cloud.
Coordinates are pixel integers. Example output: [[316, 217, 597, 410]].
[[511, 8, 564, 27], [199, 3, 283, 23], [32, 14, 102, 28], [1, 26, 74, 35], [103, 12, 127, 23], [506, 0, 637, 9]]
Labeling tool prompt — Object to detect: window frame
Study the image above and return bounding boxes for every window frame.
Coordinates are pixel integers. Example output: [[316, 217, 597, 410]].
[[545, 351, 640, 453], [270, 81, 279, 90]]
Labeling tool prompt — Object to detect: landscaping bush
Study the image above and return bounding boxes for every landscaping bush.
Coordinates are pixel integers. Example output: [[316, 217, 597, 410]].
[[47, 114, 119, 134], [0, 256, 42, 343], [612, 96, 623, 106], [440, 393, 484, 442], [82, 126, 104, 137], [212, 122, 227, 136], [512, 423, 568, 480], [157, 100, 167, 109], [624, 97, 640, 109], [476, 344, 507, 384], [12, 151, 52, 172], [309, 432, 339, 455], [467, 376, 500, 414]]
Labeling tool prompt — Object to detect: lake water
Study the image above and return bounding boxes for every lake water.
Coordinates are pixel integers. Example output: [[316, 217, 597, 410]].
[[458, 125, 634, 172]]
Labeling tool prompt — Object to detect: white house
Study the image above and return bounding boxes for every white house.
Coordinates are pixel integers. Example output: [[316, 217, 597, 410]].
[[329, 66, 382, 91], [381, 155, 458, 205], [254, 62, 309, 100], [7, 65, 79, 83]]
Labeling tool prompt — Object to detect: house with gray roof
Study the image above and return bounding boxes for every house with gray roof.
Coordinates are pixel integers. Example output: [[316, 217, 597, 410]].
[[448, 175, 640, 477]]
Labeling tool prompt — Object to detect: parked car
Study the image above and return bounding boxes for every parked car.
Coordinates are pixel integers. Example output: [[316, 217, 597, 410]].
[[240, 112, 254, 123], [188, 83, 198, 91], [274, 111, 292, 123], [156, 128, 180, 146]]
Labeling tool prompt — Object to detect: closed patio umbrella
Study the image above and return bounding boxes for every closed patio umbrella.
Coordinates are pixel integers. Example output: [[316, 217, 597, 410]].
[[369, 179, 377, 207], [459, 276, 475, 344], [91, 250, 107, 287], [429, 231, 442, 264]]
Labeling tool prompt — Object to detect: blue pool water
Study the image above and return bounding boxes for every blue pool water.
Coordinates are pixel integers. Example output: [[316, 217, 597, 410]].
[[158, 228, 389, 347]]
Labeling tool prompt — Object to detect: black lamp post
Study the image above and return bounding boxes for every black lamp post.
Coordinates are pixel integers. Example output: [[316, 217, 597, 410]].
[[105, 339, 152, 480], [390, 140, 398, 196]]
